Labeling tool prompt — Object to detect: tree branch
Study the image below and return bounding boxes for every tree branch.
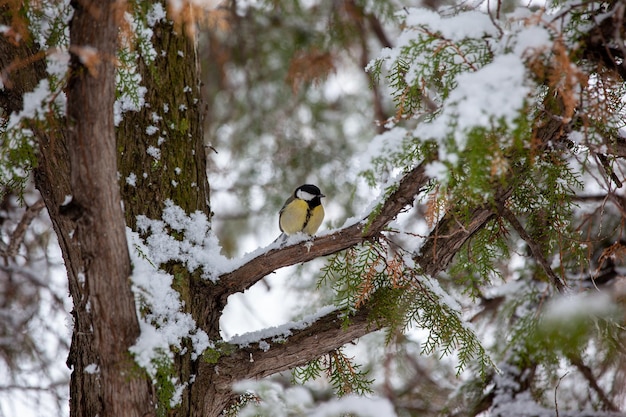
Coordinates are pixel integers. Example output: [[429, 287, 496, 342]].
[[416, 184, 515, 276], [212, 164, 429, 303], [1, 199, 45, 258], [567, 353, 620, 412], [206, 179, 524, 390], [501, 207, 566, 292], [198, 125, 569, 405], [211, 306, 378, 390]]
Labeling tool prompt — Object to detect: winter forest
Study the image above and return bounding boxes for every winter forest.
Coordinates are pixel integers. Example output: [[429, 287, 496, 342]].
[[2, 0, 626, 416]]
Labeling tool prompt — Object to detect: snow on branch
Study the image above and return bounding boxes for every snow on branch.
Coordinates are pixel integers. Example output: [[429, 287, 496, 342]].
[[204, 305, 379, 389], [214, 164, 429, 300]]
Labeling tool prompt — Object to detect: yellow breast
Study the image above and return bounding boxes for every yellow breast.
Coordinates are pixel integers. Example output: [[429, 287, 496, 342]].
[[280, 199, 310, 235], [279, 199, 324, 235]]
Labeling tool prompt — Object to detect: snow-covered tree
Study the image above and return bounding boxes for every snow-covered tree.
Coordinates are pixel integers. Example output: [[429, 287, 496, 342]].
[[1, 0, 626, 416]]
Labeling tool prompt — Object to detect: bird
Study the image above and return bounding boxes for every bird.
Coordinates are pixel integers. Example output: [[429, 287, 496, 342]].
[[279, 184, 325, 236]]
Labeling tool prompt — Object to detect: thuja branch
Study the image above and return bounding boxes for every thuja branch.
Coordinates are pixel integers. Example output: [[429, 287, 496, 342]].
[[417, 185, 513, 276]]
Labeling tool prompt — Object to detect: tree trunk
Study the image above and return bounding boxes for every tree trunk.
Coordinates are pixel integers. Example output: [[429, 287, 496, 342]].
[[116, 6, 217, 415], [48, 1, 155, 416]]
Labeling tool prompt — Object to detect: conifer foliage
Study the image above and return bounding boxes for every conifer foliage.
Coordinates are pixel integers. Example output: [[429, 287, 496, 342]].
[[1, 0, 626, 416]]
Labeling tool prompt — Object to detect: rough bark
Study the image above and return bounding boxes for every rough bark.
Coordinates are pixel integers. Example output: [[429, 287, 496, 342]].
[[117, 20, 210, 229], [116, 10, 212, 415], [63, 0, 154, 416], [195, 306, 379, 417]]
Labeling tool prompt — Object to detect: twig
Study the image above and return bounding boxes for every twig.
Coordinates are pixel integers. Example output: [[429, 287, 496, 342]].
[[501, 207, 566, 292], [2, 199, 46, 258], [597, 153, 623, 189], [567, 353, 620, 412], [555, 371, 569, 417]]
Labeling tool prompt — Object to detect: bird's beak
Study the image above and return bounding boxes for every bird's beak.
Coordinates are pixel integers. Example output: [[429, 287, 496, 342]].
[[319, 194, 326, 198]]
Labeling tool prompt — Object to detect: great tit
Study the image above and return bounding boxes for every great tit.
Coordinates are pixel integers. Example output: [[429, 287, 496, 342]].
[[279, 184, 325, 236]]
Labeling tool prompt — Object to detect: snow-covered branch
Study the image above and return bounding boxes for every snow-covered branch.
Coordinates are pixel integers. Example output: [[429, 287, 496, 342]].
[[204, 305, 378, 390], [213, 164, 429, 301]]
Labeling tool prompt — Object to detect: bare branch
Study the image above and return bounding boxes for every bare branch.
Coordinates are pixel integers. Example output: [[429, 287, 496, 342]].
[[1, 199, 45, 258], [501, 207, 566, 292], [568, 353, 620, 412]]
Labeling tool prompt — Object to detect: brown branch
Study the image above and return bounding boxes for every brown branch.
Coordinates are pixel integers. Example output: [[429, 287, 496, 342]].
[[501, 207, 566, 292], [568, 353, 620, 412], [597, 153, 623, 188], [366, 14, 392, 49], [605, 133, 626, 160], [192, 305, 381, 416], [204, 182, 524, 394], [418, 204, 497, 276], [1, 199, 45, 258], [213, 164, 429, 303], [211, 306, 378, 390]]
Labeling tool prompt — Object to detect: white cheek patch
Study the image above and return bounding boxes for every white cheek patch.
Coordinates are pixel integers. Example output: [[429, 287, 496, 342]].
[[296, 189, 316, 201]]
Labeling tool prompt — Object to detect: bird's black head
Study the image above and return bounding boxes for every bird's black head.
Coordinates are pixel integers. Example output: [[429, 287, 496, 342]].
[[295, 184, 325, 207]]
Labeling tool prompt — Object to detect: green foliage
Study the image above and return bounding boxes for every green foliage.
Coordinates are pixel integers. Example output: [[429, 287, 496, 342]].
[[381, 33, 493, 119], [508, 151, 587, 279], [0, 1, 69, 199], [201, 347, 222, 364], [365, 14, 537, 218], [360, 128, 435, 191], [318, 241, 391, 320], [0, 86, 66, 199], [116, 46, 146, 108], [536, 297, 621, 359], [326, 349, 373, 396], [319, 240, 494, 377], [293, 348, 373, 397], [449, 219, 508, 300], [292, 356, 324, 384], [492, 287, 625, 405], [115, 1, 165, 123], [201, 341, 237, 364], [25, 0, 72, 50], [0, 130, 36, 200], [402, 276, 494, 377]]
